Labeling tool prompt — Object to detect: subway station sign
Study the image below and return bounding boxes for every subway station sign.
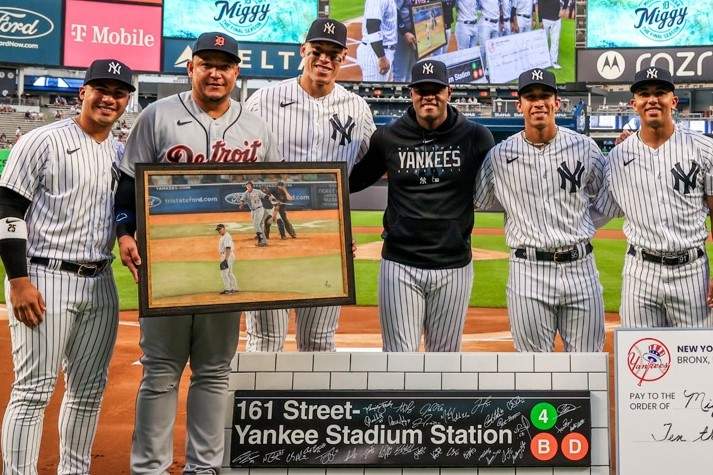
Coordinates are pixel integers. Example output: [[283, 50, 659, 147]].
[[230, 390, 591, 468]]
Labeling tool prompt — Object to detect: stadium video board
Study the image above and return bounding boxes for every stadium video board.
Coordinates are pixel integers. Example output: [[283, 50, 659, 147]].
[[0, 0, 62, 66], [334, 0, 575, 85], [163, 0, 318, 44], [586, 0, 713, 48]]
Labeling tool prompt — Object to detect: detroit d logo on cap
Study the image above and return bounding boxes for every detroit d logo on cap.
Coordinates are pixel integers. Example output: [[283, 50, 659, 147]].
[[532, 69, 543, 81], [422, 62, 434, 75], [215, 35, 225, 47]]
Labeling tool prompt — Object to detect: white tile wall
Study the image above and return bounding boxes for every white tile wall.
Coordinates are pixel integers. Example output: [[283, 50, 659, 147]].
[[225, 352, 610, 475]]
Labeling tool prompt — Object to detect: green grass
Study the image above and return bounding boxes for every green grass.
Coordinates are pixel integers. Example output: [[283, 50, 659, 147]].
[[2, 211, 710, 314], [151, 255, 343, 298], [330, 0, 365, 21], [548, 19, 575, 83]]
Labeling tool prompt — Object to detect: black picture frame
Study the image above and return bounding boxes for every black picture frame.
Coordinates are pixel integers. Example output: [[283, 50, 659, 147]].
[[409, 0, 448, 59], [135, 162, 355, 317]]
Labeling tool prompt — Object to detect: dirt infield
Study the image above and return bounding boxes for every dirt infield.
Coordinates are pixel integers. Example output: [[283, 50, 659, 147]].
[[0, 306, 620, 474], [149, 209, 338, 226], [151, 233, 342, 262]]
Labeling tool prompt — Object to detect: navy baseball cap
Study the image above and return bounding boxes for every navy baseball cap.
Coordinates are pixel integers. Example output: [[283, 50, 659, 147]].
[[193, 32, 241, 63], [84, 59, 135, 92], [305, 18, 347, 48], [518, 68, 557, 95], [631, 66, 675, 93], [408, 60, 449, 88]]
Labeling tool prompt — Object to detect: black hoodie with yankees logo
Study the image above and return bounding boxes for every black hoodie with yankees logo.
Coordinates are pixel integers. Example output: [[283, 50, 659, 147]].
[[350, 105, 494, 269]]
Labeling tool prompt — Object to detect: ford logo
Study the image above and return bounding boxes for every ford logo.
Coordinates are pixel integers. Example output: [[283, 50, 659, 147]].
[[225, 192, 242, 205], [148, 195, 162, 208], [0, 8, 55, 40]]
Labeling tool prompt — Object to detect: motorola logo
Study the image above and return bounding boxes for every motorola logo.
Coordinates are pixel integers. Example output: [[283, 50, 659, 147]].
[[596, 51, 626, 80]]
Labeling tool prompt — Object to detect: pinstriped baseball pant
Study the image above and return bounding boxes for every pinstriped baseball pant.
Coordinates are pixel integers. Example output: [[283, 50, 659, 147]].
[[2, 264, 118, 475], [245, 307, 341, 352], [507, 252, 604, 352], [621, 251, 713, 327], [379, 259, 473, 352]]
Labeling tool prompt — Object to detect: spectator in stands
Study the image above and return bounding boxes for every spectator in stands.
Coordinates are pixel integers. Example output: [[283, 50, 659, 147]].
[[0, 133, 6, 146], [24, 111, 31, 120], [14, 126, 21, 142], [54, 109, 62, 120]]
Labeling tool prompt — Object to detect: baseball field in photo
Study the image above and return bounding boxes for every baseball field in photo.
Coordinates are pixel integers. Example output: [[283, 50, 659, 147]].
[[146, 209, 346, 307], [412, 1, 447, 58]]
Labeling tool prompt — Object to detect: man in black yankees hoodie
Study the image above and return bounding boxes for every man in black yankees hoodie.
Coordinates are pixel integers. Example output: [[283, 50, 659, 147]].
[[350, 59, 495, 352]]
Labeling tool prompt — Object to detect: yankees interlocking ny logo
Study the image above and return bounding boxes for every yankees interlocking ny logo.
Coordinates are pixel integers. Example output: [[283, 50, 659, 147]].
[[215, 35, 225, 47], [108, 61, 121, 75], [423, 62, 434, 75], [532, 69, 543, 80], [671, 161, 700, 194], [329, 114, 355, 145], [646, 68, 658, 79], [557, 160, 584, 193], [324, 22, 335, 34]]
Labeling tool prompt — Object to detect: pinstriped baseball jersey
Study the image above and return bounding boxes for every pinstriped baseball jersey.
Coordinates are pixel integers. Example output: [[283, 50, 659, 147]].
[[240, 189, 266, 210], [244, 78, 375, 173], [362, 0, 398, 46], [0, 118, 120, 261], [475, 126, 608, 249], [120, 91, 281, 178], [218, 232, 234, 256], [599, 127, 713, 252], [512, 0, 533, 14], [457, 0, 480, 22], [478, 0, 502, 20]]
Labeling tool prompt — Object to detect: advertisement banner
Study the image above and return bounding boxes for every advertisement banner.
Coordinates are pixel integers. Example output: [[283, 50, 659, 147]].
[[0, 0, 62, 66], [163, 0, 318, 44], [587, 0, 713, 48], [334, 0, 575, 84], [162, 37, 301, 78], [616, 329, 713, 474], [64, 0, 162, 72], [0, 68, 17, 97], [577, 47, 713, 84], [230, 390, 592, 467]]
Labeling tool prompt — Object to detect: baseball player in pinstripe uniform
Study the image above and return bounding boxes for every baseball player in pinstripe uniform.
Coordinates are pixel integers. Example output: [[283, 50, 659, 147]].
[[0, 59, 134, 474], [239, 181, 268, 246], [114, 33, 280, 473], [351, 60, 495, 352], [475, 68, 607, 352], [455, 0, 480, 49], [596, 67, 713, 328], [511, 0, 534, 32], [216, 224, 239, 293], [244, 19, 375, 352], [357, 0, 398, 82]]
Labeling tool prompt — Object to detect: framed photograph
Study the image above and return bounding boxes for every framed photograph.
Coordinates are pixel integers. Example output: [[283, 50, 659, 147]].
[[410, 0, 447, 59], [135, 162, 355, 317]]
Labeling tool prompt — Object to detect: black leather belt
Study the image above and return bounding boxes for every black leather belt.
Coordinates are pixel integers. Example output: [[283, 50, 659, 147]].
[[30, 257, 109, 277], [627, 245, 704, 266], [484, 17, 499, 23], [518, 14, 531, 18], [503, 17, 510, 21], [514, 242, 593, 263], [361, 42, 396, 50], [461, 20, 477, 24]]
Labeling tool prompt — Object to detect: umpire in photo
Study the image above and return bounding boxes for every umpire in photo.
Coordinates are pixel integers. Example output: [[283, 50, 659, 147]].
[[244, 18, 376, 352], [350, 60, 494, 351], [114, 32, 280, 473], [475, 68, 608, 352], [0, 59, 134, 474], [596, 67, 713, 328]]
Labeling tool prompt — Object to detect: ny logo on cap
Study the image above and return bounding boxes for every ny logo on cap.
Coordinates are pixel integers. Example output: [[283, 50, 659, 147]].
[[646, 68, 658, 79], [422, 62, 434, 75], [215, 36, 225, 47], [532, 69, 543, 80], [324, 22, 335, 34], [108, 61, 122, 75]]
